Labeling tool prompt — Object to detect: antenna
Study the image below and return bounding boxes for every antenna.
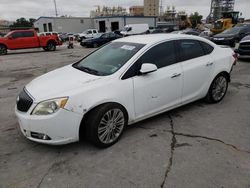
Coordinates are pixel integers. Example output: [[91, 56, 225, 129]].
[[53, 0, 58, 17]]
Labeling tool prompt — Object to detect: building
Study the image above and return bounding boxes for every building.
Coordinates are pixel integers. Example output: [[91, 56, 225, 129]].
[[0, 19, 13, 34], [34, 17, 93, 33], [90, 6, 128, 18], [34, 16, 157, 33], [144, 0, 159, 16], [129, 6, 144, 16], [93, 16, 157, 32]]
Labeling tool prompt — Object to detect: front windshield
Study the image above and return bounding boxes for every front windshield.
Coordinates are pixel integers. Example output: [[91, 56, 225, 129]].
[[73, 42, 145, 76], [222, 27, 241, 34]]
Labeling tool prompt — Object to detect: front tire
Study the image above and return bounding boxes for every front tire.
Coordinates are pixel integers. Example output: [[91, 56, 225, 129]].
[[205, 73, 228, 103], [85, 103, 128, 148], [0, 45, 7, 55]]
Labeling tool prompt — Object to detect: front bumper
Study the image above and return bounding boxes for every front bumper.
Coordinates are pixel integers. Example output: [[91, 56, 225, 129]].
[[15, 107, 83, 145]]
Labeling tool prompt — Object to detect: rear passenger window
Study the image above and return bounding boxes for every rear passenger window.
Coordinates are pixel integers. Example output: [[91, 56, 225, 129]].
[[22, 31, 34, 37], [138, 41, 176, 69], [200, 41, 214, 54], [177, 40, 205, 62], [12, 32, 22, 39]]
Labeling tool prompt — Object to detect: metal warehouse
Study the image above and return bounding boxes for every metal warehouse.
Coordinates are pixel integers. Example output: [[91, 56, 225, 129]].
[[93, 16, 157, 32], [34, 16, 157, 33], [34, 17, 93, 33]]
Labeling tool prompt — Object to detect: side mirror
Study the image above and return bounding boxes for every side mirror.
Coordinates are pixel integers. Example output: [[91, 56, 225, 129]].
[[140, 63, 157, 75], [8, 36, 13, 39]]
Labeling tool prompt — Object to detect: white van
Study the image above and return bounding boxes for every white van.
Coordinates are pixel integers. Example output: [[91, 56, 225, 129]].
[[121, 24, 149, 36]]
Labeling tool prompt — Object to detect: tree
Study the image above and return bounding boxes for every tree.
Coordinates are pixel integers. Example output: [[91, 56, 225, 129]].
[[189, 12, 203, 28], [9, 17, 36, 29]]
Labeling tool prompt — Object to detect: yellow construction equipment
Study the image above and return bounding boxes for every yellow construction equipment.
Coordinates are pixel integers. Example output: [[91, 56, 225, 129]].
[[211, 11, 240, 34]]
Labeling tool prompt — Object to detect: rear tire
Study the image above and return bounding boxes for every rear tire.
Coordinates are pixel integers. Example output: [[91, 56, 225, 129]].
[[46, 42, 56, 51], [85, 103, 128, 148], [0, 45, 7, 55], [205, 73, 228, 103]]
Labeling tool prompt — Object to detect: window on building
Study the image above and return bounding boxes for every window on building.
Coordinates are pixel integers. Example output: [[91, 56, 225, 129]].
[[48, 23, 52, 32], [43, 24, 47, 32], [80, 19, 84, 24]]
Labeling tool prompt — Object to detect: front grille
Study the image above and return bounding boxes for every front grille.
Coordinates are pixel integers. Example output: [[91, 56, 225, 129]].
[[239, 42, 250, 50], [16, 89, 33, 112]]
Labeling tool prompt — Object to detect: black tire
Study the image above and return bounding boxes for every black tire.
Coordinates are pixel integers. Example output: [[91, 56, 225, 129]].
[[85, 103, 128, 148], [0, 45, 7, 55], [42, 47, 48, 51], [93, 43, 98, 48], [46, 42, 56, 51], [205, 73, 229, 103]]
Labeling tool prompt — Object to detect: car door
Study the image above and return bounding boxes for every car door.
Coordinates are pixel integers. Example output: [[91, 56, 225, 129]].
[[22, 31, 39, 48], [176, 39, 214, 103], [7, 31, 23, 49], [125, 41, 183, 119]]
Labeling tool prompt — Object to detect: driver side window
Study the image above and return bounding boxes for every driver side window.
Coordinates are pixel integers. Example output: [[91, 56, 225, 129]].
[[12, 32, 22, 39]]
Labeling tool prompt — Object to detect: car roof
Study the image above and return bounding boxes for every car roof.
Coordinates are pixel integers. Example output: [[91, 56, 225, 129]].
[[115, 34, 207, 45]]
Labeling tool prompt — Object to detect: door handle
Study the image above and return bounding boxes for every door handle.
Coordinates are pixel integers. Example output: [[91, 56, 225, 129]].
[[171, 73, 181, 78], [206, 62, 213, 66]]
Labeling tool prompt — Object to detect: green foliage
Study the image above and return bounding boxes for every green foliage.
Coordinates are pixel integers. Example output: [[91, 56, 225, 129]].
[[9, 17, 36, 29], [189, 12, 203, 28]]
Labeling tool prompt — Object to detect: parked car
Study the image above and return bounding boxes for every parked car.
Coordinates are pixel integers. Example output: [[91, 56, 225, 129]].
[[235, 35, 250, 57], [120, 24, 149, 36], [78, 29, 99, 42], [15, 34, 236, 147], [0, 29, 62, 55], [80, 32, 122, 48], [211, 24, 250, 47], [172, 29, 200, 36], [150, 29, 165, 34], [38, 32, 59, 36]]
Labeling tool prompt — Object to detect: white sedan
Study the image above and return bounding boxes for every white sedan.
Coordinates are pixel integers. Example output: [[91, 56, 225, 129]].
[[15, 34, 236, 147]]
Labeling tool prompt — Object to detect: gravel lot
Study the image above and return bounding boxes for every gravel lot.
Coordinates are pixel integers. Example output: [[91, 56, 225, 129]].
[[0, 44, 250, 188]]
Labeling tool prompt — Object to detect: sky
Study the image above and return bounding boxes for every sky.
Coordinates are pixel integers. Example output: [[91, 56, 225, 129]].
[[0, 0, 249, 21]]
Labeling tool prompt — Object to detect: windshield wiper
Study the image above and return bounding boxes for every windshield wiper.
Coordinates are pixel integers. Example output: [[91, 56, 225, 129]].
[[76, 66, 104, 76]]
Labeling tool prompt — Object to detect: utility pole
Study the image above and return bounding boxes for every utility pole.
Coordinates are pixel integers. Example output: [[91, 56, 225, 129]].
[[53, 0, 58, 17]]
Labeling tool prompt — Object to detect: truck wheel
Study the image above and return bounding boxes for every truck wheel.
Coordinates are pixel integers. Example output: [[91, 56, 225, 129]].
[[46, 42, 56, 51], [42, 47, 48, 51], [0, 45, 7, 55]]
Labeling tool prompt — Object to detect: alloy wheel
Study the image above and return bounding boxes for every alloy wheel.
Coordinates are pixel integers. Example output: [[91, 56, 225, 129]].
[[211, 76, 227, 101], [97, 109, 125, 144]]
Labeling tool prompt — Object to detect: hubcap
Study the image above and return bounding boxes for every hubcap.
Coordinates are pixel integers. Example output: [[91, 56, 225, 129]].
[[98, 109, 125, 144], [212, 76, 227, 101]]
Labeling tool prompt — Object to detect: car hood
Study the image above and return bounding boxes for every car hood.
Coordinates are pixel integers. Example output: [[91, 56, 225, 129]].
[[214, 33, 236, 38], [26, 65, 102, 101], [240, 35, 250, 43]]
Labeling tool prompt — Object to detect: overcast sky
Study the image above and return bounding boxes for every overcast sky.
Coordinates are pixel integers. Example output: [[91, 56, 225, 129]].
[[0, 0, 249, 21]]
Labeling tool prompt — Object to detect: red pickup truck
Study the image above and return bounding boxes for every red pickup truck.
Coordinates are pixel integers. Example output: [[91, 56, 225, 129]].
[[0, 29, 62, 55]]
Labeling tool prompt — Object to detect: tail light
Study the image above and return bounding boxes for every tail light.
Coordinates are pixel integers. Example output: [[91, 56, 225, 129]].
[[232, 53, 237, 65]]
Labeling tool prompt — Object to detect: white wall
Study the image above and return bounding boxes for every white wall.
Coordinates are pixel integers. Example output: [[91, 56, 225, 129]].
[[34, 17, 93, 33], [94, 17, 156, 32]]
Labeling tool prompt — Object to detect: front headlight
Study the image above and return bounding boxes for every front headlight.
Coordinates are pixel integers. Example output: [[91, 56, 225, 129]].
[[31, 97, 68, 115]]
